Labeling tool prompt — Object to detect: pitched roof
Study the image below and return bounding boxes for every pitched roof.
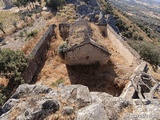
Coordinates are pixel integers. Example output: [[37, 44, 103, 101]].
[[65, 19, 110, 55], [67, 19, 92, 48], [65, 39, 111, 56]]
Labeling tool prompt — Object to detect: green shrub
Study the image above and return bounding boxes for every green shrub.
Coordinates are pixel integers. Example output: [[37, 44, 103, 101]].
[[51, 78, 64, 87], [0, 49, 28, 86], [57, 42, 67, 59], [27, 30, 38, 38], [128, 41, 160, 66], [0, 49, 28, 105]]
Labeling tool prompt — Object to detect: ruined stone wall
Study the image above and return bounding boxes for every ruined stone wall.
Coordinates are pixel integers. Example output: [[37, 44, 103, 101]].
[[22, 24, 56, 83], [65, 43, 110, 65], [59, 23, 70, 40], [107, 25, 140, 65], [98, 25, 107, 37]]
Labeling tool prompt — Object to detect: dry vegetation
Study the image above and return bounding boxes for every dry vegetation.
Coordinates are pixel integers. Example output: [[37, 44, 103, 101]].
[[0, 10, 20, 36], [56, 4, 78, 23], [36, 26, 70, 88], [36, 19, 138, 96], [112, 9, 153, 42]]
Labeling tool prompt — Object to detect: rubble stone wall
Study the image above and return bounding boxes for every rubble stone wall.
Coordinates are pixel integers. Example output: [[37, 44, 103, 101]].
[[22, 24, 56, 83], [107, 25, 140, 65]]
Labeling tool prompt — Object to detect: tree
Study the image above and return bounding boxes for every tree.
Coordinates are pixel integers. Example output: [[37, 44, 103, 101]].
[[0, 49, 28, 88], [0, 22, 5, 34]]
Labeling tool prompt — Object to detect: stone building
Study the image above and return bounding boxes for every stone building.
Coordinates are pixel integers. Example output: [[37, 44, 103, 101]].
[[64, 19, 111, 65], [97, 11, 108, 37]]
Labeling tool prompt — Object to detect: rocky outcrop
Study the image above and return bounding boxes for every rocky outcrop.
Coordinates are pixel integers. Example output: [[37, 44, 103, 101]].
[[0, 84, 160, 120]]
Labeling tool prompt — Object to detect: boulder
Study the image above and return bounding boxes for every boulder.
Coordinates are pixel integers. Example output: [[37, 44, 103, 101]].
[[62, 106, 74, 115], [76, 103, 109, 120], [11, 84, 52, 99], [76, 4, 92, 15], [0, 84, 160, 120], [0, 99, 18, 115], [88, 0, 99, 7], [59, 85, 91, 108], [13, 99, 59, 120]]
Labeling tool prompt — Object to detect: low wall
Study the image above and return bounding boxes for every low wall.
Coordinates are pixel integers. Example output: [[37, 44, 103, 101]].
[[107, 25, 140, 65], [22, 24, 56, 83]]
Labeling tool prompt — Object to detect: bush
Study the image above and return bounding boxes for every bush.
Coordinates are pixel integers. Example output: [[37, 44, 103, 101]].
[[139, 43, 160, 66], [128, 41, 160, 66], [27, 30, 38, 38], [0, 49, 28, 105], [57, 42, 67, 59], [0, 49, 28, 86]]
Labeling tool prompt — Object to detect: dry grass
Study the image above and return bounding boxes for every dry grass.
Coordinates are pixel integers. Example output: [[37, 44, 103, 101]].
[[0, 11, 20, 35], [56, 4, 77, 23], [21, 27, 47, 55], [36, 26, 70, 88], [0, 77, 8, 86]]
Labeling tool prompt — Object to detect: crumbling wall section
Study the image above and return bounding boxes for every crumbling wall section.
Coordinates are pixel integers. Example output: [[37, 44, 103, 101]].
[[59, 23, 70, 40], [22, 24, 56, 83]]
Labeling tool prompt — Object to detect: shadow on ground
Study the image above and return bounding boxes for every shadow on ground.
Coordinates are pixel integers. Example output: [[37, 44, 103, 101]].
[[66, 60, 124, 96]]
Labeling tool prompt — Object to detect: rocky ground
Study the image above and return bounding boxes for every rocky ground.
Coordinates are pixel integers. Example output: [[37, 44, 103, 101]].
[[0, 0, 160, 119], [36, 22, 138, 96], [0, 84, 159, 120]]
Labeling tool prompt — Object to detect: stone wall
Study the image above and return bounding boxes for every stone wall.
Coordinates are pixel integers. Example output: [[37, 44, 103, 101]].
[[59, 23, 70, 40], [65, 42, 110, 65], [97, 25, 107, 37], [107, 25, 140, 65], [120, 62, 148, 99], [22, 24, 56, 83]]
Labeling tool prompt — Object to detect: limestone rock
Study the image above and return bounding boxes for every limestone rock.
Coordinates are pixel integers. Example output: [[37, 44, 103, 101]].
[[11, 84, 52, 99], [62, 106, 74, 115], [88, 0, 99, 7], [76, 4, 92, 15], [59, 85, 91, 108], [76, 103, 109, 120], [0, 99, 18, 115], [0, 84, 160, 120]]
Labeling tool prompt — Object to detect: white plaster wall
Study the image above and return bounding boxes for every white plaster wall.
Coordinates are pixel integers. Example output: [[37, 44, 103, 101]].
[[65, 44, 110, 65]]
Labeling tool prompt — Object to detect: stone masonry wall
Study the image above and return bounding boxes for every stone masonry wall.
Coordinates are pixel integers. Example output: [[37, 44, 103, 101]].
[[65, 43, 110, 65], [22, 24, 56, 83], [107, 25, 140, 65]]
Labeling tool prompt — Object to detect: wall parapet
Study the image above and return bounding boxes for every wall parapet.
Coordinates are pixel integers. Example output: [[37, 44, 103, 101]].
[[22, 24, 56, 83], [107, 25, 140, 65]]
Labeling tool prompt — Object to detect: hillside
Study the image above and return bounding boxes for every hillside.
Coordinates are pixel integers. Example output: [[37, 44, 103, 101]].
[[108, 0, 160, 42], [0, 0, 160, 119], [106, 0, 160, 68]]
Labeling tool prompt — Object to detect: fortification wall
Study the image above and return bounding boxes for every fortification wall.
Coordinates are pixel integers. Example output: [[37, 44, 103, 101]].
[[107, 25, 140, 65], [22, 24, 56, 83]]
